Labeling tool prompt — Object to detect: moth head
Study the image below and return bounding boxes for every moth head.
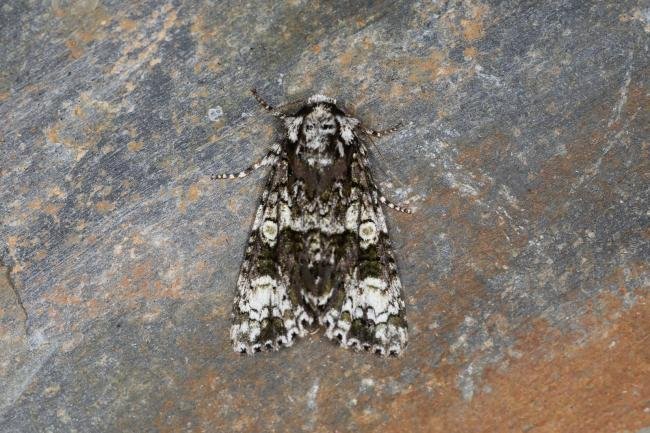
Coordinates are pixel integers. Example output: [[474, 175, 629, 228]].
[[307, 94, 337, 105], [284, 96, 359, 149], [302, 103, 338, 150]]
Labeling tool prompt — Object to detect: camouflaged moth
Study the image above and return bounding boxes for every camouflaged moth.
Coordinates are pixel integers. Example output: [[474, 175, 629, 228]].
[[213, 89, 411, 356]]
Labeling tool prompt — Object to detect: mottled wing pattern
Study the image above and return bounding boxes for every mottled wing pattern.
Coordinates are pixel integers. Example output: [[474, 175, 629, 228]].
[[322, 143, 408, 356], [226, 91, 409, 357], [230, 145, 313, 353]]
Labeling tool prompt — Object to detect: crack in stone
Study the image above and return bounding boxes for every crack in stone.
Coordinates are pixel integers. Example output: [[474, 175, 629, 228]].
[[2, 265, 29, 335]]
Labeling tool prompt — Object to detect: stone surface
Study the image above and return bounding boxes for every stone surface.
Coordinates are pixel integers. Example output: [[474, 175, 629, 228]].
[[1, 1, 649, 432]]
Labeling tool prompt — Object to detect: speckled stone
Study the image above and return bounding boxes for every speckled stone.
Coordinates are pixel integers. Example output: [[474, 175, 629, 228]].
[[1, 1, 649, 432]]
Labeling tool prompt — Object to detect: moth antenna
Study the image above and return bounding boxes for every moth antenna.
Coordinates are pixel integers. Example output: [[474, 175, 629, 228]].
[[363, 122, 403, 138], [251, 88, 288, 120], [276, 97, 305, 110]]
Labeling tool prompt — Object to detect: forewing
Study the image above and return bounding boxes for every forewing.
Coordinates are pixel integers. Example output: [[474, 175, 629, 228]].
[[323, 151, 408, 356], [230, 155, 313, 353]]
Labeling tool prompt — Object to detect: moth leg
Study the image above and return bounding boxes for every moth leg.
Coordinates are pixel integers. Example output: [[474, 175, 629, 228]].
[[378, 195, 413, 214], [362, 122, 402, 138], [210, 158, 267, 180], [251, 88, 288, 120], [211, 145, 280, 180], [354, 150, 413, 214]]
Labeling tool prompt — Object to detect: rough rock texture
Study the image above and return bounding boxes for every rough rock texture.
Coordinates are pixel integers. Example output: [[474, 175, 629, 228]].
[[1, 1, 649, 432]]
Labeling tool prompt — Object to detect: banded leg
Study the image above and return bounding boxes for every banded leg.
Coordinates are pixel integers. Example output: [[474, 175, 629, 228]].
[[354, 147, 413, 214], [211, 145, 279, 180], [251, 88, 288, 120], [363, 122, 403, 138], [378, 195, 412, 214]]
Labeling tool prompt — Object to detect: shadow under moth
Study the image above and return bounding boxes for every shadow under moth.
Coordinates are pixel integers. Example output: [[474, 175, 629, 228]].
[[214, 89, 411, 357]]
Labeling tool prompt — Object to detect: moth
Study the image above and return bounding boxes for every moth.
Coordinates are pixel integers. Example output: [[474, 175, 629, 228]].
[[213, 89, 411, 356]]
